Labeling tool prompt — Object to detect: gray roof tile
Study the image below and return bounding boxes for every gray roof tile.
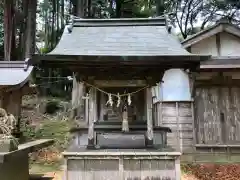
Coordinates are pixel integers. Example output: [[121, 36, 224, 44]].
[[49, 18, 191, 56], [0, 61, 33, 86]]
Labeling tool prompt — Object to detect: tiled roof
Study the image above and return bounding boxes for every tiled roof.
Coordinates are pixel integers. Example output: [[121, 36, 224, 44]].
[[49, 17, 191, 56], [0, 61, 33, 86]]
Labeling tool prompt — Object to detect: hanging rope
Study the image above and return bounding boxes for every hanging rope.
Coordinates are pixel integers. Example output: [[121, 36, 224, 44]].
[[83, 81, 149, 107], [83, 81, 149, 97]]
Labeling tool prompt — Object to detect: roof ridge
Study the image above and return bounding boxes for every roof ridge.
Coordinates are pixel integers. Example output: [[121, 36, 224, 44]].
[[181, 21, 240, 47], [71, 17, 166, 27]]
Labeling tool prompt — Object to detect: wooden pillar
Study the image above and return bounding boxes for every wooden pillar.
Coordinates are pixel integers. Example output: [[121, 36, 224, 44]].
[[100, 92, 106, 121], [87, 87, 95, 148], [93, 88, 97, 122], [71, 74, 85, 121], [146, 88, 153, 147], [82, 93, 89, 123]]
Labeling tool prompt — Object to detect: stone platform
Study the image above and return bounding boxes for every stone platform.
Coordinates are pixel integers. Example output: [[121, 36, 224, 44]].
[[63, 148, 181, 180]]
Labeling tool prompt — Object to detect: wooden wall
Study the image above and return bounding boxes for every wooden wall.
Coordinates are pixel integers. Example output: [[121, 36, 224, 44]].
[[195, 86, 240, 145], [154, 102, 194, 152]]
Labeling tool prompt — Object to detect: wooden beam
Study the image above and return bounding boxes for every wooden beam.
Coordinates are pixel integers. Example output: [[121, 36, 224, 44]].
[[71, 75, 85, 120], [176, 102, 181, 152], [99, 92, 106, 121], [93, 80, 147, 87], [87, 87, 95, 149], [191, 102, 197, 150], [216, 33, 221, 56], [196, 78, 240, 87], [146, 88, 153, 147], [82, 93, 89, 123], [93, 87, 97, 122]]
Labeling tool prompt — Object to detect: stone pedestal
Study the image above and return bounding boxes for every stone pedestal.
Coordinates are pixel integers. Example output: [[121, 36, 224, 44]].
[[63, 149, 181, 180], [0, 139, 54, 180], [0, 150, 29, 180]]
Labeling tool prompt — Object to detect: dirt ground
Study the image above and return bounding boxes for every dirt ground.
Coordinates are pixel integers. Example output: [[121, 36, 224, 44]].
[[42, 172, 63, 180], [181, 164, 240, 180], [40, 164, 240, 180], [42, 171, 198, 180]]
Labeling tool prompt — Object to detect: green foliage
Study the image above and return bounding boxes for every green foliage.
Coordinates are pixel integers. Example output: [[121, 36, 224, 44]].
[[23, 118, 72, 151], [35, 120, 71, 150], [45, 100, 61, 114]]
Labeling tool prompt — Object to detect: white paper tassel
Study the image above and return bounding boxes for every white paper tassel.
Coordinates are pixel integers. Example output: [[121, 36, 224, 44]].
[[127, 94, 131, 105], [116, 93, 121, 107], [106, 93, 113, 106]]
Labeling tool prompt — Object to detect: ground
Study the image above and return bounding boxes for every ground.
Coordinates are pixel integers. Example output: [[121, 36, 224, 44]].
[[22, 95, 240, 180], [29, 164, 240, 180]]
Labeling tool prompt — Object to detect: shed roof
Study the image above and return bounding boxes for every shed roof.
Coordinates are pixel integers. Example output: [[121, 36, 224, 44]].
[[182, 21, 240, 48], [31, 17, 209, 66], [0, 60, 33, 87], [200, 56, 240, 71]]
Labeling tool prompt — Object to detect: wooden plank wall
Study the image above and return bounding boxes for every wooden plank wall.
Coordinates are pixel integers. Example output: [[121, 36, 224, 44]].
[[154, 102, 194, 152], [195, 86, 240, 145]]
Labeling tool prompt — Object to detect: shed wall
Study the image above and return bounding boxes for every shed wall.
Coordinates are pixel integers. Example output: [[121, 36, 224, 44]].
[[190, 35, 218, 55], [154, 102, 194, 152], [195, 86, 240, 144], [220, 32, 240, 56]]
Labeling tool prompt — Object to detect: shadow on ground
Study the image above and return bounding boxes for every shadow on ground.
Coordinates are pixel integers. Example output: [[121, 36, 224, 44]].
[[30, 174, 53, 180]]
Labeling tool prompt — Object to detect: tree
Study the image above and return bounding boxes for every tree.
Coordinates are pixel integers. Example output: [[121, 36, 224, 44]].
[[0, 2, 4, 58], [169, 0, 240, 39]]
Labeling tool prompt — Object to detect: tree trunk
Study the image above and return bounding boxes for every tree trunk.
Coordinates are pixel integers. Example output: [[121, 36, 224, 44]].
[[4, 0, 14, 61], [61, 0, 65, 28], [116, 0, 122, 18], [156, 0, 164, 16], [24, 0, 37, 59]]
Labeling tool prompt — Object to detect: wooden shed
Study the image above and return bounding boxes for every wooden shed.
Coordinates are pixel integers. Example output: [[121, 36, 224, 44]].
[[170, 20, 240, 162], [0, 60, 33, 136]]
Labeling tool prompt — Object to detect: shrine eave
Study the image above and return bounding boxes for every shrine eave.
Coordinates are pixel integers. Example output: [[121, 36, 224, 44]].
[[31, 54, 210, 68], [0, 60, 33, 87], [37, 17, 205, 59]]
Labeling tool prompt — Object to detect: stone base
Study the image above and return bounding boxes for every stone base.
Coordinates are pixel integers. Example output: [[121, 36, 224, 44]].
[[97, 133, 145, 148], [63, 149, 181, 180], [0, 139, 54, 180], [0, 150, 29, 180], [0, 139, 18, 152]]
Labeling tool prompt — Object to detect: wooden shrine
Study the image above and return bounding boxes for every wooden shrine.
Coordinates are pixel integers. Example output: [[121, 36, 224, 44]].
[[0, 60, 54, 180], [31, 17, 209, 180], [0, 60, 34, 137]]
